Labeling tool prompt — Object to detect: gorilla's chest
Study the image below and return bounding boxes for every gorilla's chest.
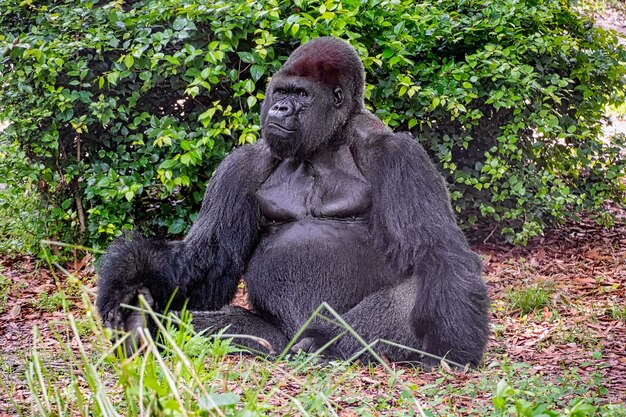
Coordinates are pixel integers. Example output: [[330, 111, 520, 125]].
[[256, 145, 371, 221]]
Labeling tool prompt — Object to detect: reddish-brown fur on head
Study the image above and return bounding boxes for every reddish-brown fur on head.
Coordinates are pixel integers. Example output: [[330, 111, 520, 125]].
[[283, 42, 347, 87]]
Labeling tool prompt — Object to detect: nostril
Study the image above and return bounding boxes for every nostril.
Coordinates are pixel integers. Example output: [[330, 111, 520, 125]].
[[272, 104, 286, 111], [270, 100, 293, 116]]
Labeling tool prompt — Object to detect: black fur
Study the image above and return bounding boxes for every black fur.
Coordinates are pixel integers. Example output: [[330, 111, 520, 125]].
[[97, 37, 490, 368]]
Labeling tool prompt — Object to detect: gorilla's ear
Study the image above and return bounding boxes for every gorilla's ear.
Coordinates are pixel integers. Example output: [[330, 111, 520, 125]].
[[333, 87, 344, 108]]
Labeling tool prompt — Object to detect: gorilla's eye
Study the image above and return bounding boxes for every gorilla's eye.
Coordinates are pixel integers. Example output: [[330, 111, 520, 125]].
[[298, 90, 308, 97]]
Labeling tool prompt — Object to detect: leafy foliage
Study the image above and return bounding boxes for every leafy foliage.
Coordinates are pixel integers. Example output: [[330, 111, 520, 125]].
[[0, 135, 49, 254], [1, 0, 625, 246]]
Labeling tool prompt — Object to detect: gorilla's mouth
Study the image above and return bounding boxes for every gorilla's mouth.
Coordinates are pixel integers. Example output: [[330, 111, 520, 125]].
[[266, 122, 296, 134]]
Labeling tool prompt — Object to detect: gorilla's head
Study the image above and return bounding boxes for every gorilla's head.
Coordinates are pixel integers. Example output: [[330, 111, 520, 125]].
[[260, 37, 365, 160]]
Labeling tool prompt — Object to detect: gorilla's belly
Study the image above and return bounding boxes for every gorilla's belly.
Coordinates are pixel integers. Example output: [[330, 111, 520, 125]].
[[244, 219, 395, 334]]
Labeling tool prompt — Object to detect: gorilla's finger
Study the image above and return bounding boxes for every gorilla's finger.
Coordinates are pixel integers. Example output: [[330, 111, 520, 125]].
[[137, 287, 154, 307], [124, 310, 147, 332], [105, 309, 123, 330], [121, 310, 148, 355]]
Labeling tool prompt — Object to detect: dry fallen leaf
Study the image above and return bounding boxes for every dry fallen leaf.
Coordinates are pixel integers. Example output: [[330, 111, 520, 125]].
[[9, 303, 21, 319]]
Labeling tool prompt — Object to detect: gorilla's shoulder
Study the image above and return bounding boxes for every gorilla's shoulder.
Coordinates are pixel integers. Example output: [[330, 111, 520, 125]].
[[349, 114, 436, 178], [219, 140, 274, 171], [229, 139, 272, 160], [348, 110, 391, 143], [213, 140, 275, 187], [349, 112, 421, 155]]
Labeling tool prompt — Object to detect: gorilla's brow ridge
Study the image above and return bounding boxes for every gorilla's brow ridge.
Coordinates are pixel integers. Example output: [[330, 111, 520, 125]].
[[275, 82, 307, 92]]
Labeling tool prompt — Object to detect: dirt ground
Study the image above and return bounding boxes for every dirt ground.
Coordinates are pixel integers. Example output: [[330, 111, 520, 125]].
[[1, 206, 625, 412]]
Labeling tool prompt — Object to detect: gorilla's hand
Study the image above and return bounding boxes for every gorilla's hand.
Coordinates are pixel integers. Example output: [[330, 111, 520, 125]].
[[103, 287, 154, 355], [418, 324, 473, 371]]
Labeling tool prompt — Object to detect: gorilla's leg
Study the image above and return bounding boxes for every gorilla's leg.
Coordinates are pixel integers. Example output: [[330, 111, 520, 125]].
[[294, 280, 423, 364], [108, 292, 288, 356], [189, 306, 289, 355], [294, 278, 485, 368]]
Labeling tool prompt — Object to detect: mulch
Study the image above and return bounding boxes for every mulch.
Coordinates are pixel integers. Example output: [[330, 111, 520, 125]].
[[1, 210, 625, 412]]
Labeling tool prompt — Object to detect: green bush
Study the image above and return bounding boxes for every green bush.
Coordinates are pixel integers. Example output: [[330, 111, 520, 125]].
[[1, 0, 625, 247], [0, 132, 49, 254]]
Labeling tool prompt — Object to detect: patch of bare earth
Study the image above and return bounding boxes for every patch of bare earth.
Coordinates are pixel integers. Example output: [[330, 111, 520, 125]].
[[0, 255, 98, 414], [481, 210, 626, 403], [588, 2, 626, 38]]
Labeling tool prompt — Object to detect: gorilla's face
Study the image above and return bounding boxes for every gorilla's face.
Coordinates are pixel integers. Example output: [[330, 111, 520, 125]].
[[262, 76, 346, 160]]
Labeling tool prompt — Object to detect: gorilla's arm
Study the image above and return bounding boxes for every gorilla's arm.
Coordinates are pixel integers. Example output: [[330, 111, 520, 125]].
[[362, 132, 463, 271], [357, 132, 490, 366], [96, 144, 273, 326]]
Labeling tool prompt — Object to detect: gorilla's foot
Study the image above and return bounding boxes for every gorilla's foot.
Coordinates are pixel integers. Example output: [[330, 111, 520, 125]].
[[291, 329, 345, 361], [189, 306, 290, 355]]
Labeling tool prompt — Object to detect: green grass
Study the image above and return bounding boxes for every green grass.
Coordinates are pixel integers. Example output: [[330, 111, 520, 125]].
[[0, 270, 10, 315], [606, 305, 626, 322], [0, 245, 623, 416], [13, 295, 425, 416], [1, 283, 621, 417], [31, 290, 70, 312], [507, 281, 555, 316]]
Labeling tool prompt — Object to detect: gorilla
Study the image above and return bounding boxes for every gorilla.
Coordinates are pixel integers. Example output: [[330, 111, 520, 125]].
[[97, 37, 490, 368]]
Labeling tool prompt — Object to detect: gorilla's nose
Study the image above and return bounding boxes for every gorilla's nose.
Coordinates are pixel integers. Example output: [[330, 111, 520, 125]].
[[269, 100, 295, 118]]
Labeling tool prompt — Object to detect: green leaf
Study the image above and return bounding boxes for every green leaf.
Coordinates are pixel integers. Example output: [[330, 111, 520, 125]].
[[165, 56, 180, 65], [199, 392, 239, 409], [172, 16, 189, 31], [106, 72, 119, 86], [124, 55, 134, 69], [382, 48, 394, 59], [159, 159, 176, 170], [244, 79, 255, 93], [238, 51, 255, 64], [250, 65, 264, 82], [291, 23, 300, 36]]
